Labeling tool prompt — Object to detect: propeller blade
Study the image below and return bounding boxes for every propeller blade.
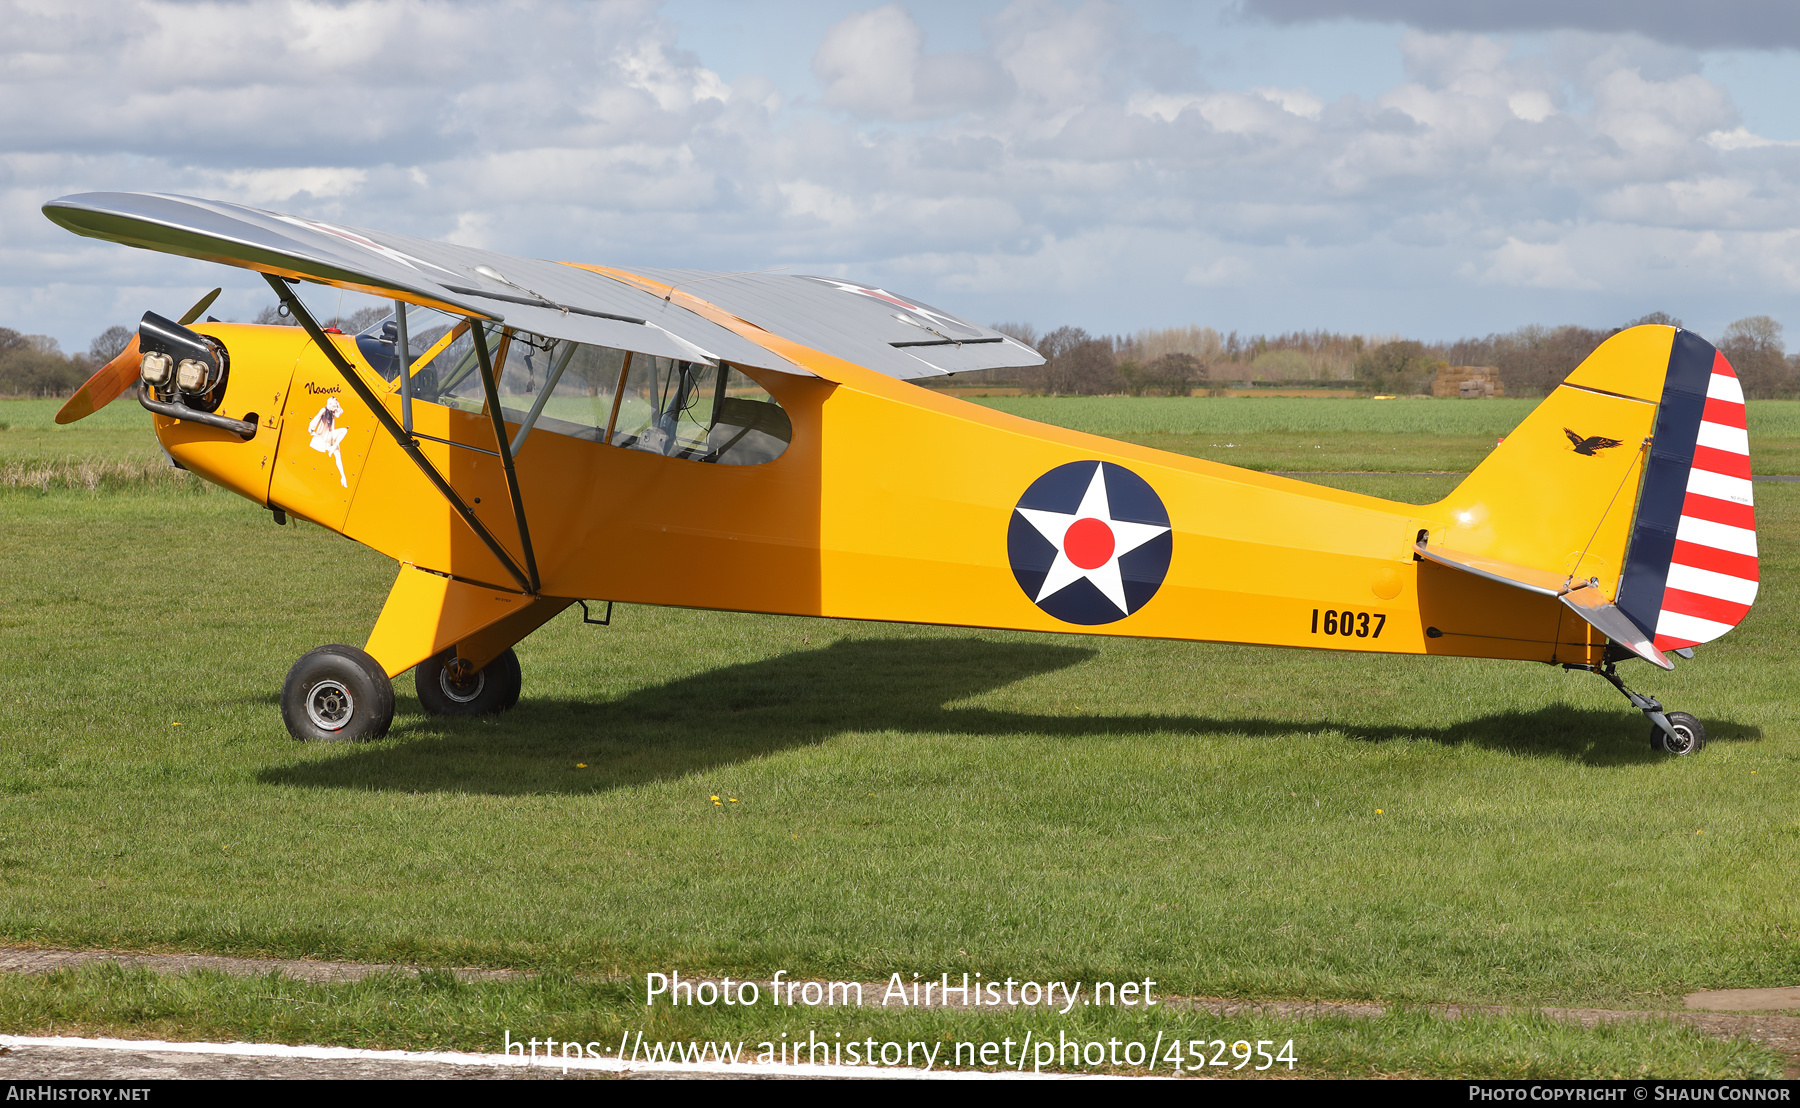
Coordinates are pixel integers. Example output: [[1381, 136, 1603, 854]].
[[54, 333, 141, 425], [178, 287, 222, 326], [55, 287, 222, 425]]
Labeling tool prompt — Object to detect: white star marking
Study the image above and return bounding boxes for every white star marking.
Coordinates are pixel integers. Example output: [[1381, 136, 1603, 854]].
[[1015, 464, 1171, 617]]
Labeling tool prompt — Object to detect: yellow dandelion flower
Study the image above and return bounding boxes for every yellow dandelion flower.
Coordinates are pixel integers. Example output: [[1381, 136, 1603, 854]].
[[575, 763, 587, 769], [1376, 809, 1384, 814], [729, 798, 738, 803]]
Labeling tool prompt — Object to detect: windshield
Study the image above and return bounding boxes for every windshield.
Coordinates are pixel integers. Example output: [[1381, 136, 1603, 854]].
[[356, 304, 462, 382], [355, 306, 790, 465]]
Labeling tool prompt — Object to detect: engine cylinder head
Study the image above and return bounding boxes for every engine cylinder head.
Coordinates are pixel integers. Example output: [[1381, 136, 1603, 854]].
[[137, 309, 229, 410], [176, 357, 217, 393], [140, 351, 174, 387]]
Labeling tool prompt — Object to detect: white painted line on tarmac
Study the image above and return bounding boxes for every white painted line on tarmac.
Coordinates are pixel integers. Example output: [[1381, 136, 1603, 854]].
[[0, 1034, 1150, 1080]]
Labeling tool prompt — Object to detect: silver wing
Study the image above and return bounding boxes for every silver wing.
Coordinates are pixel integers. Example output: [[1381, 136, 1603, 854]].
[[43, 192, 1043, 381]]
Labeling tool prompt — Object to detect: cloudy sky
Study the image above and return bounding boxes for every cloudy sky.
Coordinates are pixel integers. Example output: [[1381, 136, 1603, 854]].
[[6, 0, 1800, 355]]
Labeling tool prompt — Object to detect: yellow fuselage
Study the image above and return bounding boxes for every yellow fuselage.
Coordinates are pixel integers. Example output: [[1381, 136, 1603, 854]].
[[157, 303, 1669, 677]]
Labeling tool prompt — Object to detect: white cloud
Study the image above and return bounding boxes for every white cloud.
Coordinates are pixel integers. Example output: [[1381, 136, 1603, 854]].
[[813, 3, 1011, 121], [1507, 90, 1556, 122], [1482, 238, 1601, 290], [1185, 257, 1254, 286], [1253, 87, 1324, 120], [1705, 127, 1800, 151], [6, 1, 1796, 351]]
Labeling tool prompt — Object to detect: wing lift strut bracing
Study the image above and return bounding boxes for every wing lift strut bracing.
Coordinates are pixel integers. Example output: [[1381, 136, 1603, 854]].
[[264, 274, 541, 597]]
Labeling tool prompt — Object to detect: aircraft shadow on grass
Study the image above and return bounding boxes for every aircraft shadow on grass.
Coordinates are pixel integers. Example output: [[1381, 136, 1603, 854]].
[[257, 638, 1761, 796]]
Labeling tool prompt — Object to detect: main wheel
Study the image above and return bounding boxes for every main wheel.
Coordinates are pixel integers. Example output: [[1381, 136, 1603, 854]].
[[1654, 711, 1707, 756], [414, 647, 522, 716], [281, 645, 394, 742]]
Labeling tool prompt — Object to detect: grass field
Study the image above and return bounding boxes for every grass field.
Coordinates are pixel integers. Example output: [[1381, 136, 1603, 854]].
[[972, 396, 1800, 474], [0, 396, 1794, 1077]]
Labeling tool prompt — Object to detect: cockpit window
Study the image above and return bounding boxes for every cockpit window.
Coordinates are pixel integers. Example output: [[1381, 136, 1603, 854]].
[[358, 306, 790, 466], [608, 356, 791, 466]]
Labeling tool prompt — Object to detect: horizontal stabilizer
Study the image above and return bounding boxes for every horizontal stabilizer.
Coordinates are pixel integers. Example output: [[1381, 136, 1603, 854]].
[[1417, 541, 1672, 669]]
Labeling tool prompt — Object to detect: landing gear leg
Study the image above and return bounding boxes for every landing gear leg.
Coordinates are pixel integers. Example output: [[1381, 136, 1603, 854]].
[[1566, 661, 1706, 756]]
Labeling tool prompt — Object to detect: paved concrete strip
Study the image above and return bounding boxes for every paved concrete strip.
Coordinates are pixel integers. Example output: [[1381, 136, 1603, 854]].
[[2, 948, 1795, 1073], [0, 1035, 1128, 1081], [1687, 988, 1800, 1012], [0, 947, 518, 983]]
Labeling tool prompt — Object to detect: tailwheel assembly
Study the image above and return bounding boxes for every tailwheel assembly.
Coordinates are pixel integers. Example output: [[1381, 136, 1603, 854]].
[[281, 644, 395, 743], [1653, 711, 1706, 756], [415, 647, 522, 716], [1566, 660, 1706, 756]]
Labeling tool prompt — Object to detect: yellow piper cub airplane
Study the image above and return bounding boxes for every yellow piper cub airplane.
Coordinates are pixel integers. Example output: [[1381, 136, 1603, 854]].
[[44, 193, 1758, 754]]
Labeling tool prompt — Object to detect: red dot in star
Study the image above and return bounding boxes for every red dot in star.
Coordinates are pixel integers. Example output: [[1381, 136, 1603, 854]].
[[1064, 517, 1115, 569]]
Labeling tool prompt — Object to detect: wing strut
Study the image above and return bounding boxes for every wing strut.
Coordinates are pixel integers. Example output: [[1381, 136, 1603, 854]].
[[470, 324, 541, 594], [264, 274, 535, 594]]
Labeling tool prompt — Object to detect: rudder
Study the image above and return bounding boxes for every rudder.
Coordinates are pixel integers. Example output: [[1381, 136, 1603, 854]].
[[1614, 332, 1758, 650]]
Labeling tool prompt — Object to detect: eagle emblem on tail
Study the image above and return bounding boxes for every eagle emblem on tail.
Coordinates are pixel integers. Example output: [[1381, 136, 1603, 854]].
[[1564, 428, 1623, 456]]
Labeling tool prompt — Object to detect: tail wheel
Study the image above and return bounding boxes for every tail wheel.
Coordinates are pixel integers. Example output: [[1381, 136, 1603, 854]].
[[415, 647, 522, 716], [1654, 711, 1707, 756], [281, 645, 394, 743]]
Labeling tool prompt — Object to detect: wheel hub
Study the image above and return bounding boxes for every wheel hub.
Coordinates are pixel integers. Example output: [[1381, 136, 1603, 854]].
[[439, 667, 487, 704], [305, 679, 355, 731]]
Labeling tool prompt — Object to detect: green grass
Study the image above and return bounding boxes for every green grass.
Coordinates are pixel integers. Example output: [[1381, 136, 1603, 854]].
[[0, 964, 1779, 1078], [0, 398, 161, 466], [2, 482, 1797, 1003], [0, 396, 1796, 1076], [970, 396, 1800, 473], [972, 396, 1546, 436]]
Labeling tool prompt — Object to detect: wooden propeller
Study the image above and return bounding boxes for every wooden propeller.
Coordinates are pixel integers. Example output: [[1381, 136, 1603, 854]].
[[54, 288, 220, 425]]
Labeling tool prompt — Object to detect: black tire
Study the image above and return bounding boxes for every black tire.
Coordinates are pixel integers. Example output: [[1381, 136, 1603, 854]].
[[281, 644, 394, 743], [414, 648, 522, 716], [1654, 711, 1707, 756]]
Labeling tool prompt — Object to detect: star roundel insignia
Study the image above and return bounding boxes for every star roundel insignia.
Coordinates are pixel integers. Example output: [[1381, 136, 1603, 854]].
[[1007, 461, 1173, 625]]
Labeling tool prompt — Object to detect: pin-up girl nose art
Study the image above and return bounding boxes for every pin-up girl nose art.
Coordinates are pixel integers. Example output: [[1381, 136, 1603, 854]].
[[308, 395, 348, 487]]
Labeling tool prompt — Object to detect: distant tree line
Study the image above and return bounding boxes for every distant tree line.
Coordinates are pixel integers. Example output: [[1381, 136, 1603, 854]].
[[979, 312, 1800, 398], [0, 328, 112, 398], [6, 307, 1799, 399], [0, 305, 388, 397], [250, 303, 388, 333]]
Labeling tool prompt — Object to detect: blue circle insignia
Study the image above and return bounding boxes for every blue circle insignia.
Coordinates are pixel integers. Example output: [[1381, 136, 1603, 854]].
[[1006, 461, 1173, 625]]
